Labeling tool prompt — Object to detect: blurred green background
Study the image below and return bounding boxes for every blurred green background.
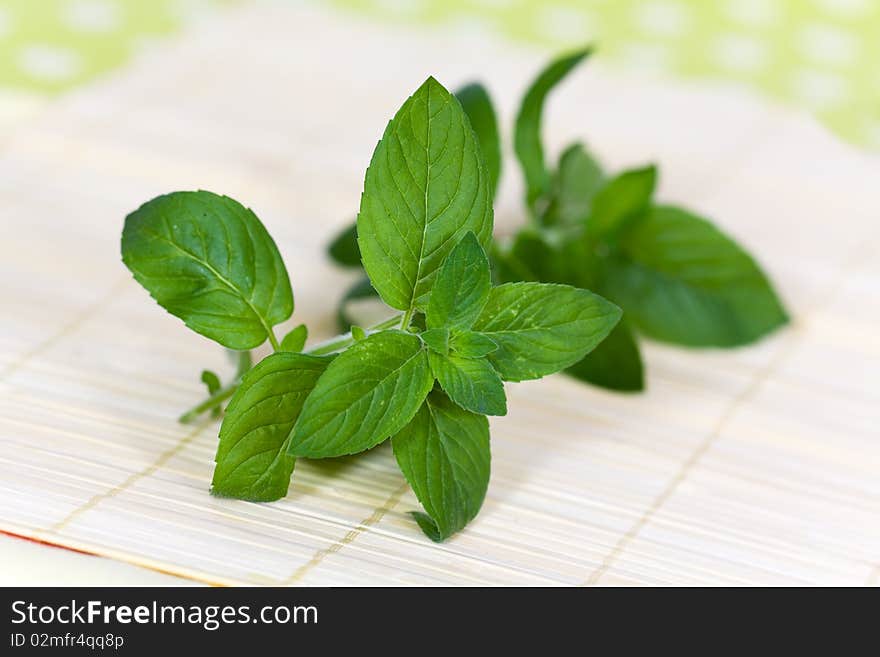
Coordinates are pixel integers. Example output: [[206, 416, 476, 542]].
[[1, 0, 877, 148]]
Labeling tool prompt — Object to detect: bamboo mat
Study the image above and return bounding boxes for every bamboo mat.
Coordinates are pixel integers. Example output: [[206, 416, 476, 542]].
[[0, 3, 878, 586]]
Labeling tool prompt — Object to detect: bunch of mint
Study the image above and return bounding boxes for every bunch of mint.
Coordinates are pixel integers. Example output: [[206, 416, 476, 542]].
[[121, 77, 620, 541]]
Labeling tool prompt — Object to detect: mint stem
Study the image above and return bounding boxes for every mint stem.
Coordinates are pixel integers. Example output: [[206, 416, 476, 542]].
[[267, 328, 281, 352], [179, 384, 238, 424], [308, 314, 403, 356], [400, 307, 414, 331], [235, 350, 252, 376], [178, 314, 403, 424]]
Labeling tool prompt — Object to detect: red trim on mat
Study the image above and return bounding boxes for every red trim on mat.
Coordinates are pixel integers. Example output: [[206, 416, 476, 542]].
[[0, 529, 223, 585], [1, 529, 94, 556]]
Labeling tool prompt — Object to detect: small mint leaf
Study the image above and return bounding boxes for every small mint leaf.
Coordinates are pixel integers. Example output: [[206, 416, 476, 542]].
[[336, 276, 378, 333], [200, 369, 222, 418], [351, 325, 367, 341], [420, 328, 449, 354], [201, 369, 221, 395], [493, 230, 568, 285], [587, 165, 657, 241], [450, 331, 497, 358], [426, 232, 491, 332], [327, 222, 361, 268], [543, 142, 605, 227], [474, 282, 621, 381], [392, 391, 490, 542], [279, 324, 308, 352], [429, 351, 507, 416]]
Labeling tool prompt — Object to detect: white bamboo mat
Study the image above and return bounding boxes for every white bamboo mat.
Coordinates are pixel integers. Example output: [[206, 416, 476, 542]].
[[0, 3, 878, 586]]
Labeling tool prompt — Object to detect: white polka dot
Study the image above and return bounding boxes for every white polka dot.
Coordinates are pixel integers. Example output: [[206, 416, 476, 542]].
[[797, 24, 858, 66], [633, 1, 692, 37], [18, 45, 83, 81], [0, 8, 12, 38], [791, 69, 849, 110], [63, 0, 121, 33], [373, 0, 426, 14], [132, 35, 164, 55], [724, 0, 780, 27], [812, 0, 871, 18], [619, 43, 672, 74], [864, 120, 880, 149], [712, 34, 768, 73], [470, 0, 514, 8], [450, 18, 497, 42], [170, 0, 215, 21], [537, 7, 596, 43]]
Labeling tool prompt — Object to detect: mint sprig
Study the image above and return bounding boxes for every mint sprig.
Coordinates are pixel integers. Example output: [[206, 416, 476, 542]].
[[121, 76, 619, 541], [501, 49, 787, 387]]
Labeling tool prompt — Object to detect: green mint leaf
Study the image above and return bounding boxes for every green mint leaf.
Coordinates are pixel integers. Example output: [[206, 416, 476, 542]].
[[428, 351, 507, 416], [493, 230, 570, 284], [211, 352, 331, 501], [410, 512, 445, 542], [603, 205, 788, 346], [426, 232, 491, 332], [455, 82, 501, 199], [491, 235, 545, 284], [473, 282, 621, 381], [289, 330, 433, 458], [543, 142, 605, 227], [351, 325, 367, 341], [200, 369, 222, 418], [357, 77, 493, 313], [279, 324, 308, 352], [201, 369, 221, 395], [495, 230, 606, 303], [450, 330, 497, 358], [587, 165, 657, 241], [121, 191, 293, 350], [514, 47, 591, 211], [410, 312, 427, 332], [420, 328, 449, 354], [565, 320, 644, 392], [336, 276, 379, 333], [327, 222, 361, 268], [392, 390, 490, 542]]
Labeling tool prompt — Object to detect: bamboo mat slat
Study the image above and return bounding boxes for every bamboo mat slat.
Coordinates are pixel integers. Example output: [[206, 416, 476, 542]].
[[0, 4, 878, 586]]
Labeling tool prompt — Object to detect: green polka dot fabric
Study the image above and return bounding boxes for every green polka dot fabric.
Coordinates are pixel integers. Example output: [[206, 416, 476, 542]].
[[0, 0, 222, 94], [332, 0, 880, 150], [1, 0, 877, 149]]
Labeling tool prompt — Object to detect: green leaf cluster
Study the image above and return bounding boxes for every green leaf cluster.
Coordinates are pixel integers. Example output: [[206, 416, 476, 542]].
[[121, 76, 620, 542], [330, 48, 788, 393], [498, 49, 788, 391]]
